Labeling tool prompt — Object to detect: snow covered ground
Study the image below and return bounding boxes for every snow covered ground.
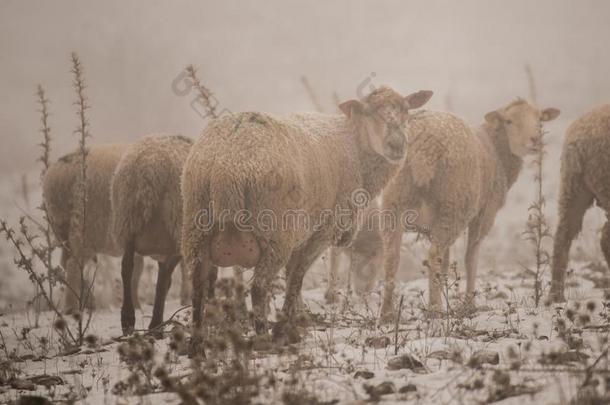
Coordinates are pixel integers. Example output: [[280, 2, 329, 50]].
[[1, 259, 608, 404]]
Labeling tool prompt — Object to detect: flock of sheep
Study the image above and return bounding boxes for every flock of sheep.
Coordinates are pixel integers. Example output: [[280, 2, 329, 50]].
[[41, 83, 610, 349]]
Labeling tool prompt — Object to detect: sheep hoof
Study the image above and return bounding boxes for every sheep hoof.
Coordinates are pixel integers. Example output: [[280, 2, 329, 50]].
[[187, 336, 206, 359], [379, 300, 396, 324], [379, 310, 396, 325], [253, 318, 269, 335], [62, 305, 78, 316], [425, 307, 445, 319], [271, 321, 302, 345], [121, 313, 136, 336], [548, 288, 566, 303], [250, 334, 273, 351], [294, 310, 313, 327], [456, 298, 478, 317], [147, 322, 165, 339], [324, 289, 339, 304]]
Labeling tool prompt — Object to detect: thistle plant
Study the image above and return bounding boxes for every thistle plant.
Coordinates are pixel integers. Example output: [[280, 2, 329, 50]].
[[523, 129, 551, 307]]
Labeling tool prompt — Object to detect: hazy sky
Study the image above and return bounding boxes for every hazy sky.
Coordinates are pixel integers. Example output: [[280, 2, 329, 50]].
[[1, 0, 609, 175]]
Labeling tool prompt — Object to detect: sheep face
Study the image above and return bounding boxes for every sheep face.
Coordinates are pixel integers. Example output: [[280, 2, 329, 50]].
[[485, 100, 560, 157], [339, 87, 433, 163]]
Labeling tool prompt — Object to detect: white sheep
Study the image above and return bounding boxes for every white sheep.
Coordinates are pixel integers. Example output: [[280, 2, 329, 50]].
[[110, 134, 208, 334], [43, 144, 144, 312], [549, 104, 610, 302], [181, 86, 433, 345], [380, 100, 560, 319]]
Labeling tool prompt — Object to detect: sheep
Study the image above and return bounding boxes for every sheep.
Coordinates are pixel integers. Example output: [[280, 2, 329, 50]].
[[110, 134, 215, 334], [324, 204, 384, 303], [380, 99, 560, 319], [549, 105, 610, 302], [181, 86, 433, 346], [43, 144, 144, 312]]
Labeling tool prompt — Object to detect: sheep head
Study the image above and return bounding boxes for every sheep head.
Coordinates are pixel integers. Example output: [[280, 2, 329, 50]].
[[485, 99, 560, 157], [339, 87, 433, 163]]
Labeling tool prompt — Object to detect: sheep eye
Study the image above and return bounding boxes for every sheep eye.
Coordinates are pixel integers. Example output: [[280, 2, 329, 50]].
[[505, 119, 513, 125]]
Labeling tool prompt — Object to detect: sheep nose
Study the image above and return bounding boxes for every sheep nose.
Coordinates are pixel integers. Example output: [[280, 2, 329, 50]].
[[386, 133, 406, 152]]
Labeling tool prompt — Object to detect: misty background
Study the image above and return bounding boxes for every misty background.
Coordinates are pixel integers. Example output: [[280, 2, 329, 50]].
[[1, 0, 608, 307]]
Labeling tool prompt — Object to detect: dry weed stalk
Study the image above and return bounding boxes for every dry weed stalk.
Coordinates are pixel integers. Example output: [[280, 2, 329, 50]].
[[523, 129, 551, 307], [69, 52, 96, 343], [522, 64, 551, 307], [0, 55, 98, 349], [185, 64, 218, 119], [35, 85, 57, 307], [0, 219, 77, 348], [300, 76, 324, 113]]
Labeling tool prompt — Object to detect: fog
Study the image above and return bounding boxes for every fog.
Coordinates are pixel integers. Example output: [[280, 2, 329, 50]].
[[1, 0, 609, 176], [1, 0, 609, 306]]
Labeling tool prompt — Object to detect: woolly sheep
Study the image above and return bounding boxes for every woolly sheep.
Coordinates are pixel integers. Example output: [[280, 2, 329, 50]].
[[43, 144, 144, 312], [380, 100, 560, 318], [549, 105, 610, 302], [324, 205, 383, 303], [110, 134, 219, 334], [181, 86, 433, 345]]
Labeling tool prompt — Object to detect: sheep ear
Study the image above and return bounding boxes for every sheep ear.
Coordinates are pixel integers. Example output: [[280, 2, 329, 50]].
[[541, 107, 560, 122], [339, 100, 364, 117], [485, 111, 503, 127], [403, 90, 433, 110]]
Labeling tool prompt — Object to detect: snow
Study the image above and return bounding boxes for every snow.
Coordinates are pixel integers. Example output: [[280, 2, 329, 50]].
[[1, 260, 607, 404]]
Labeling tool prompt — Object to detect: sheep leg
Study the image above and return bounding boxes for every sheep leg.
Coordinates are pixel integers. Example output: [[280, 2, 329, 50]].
[[62, 249, 83, 313], [131, 254, 144, 310], [441, 247, 450, 303], [148, 255, 181, 332], [465, 235, 481, 302], [233, 266, 248, 318], [427, 243, 445, 314], [191, 254, 212, 329], [601, 220, 610, 271], [550, 179, 593, 302], [324, 247, 341, 304], [190, 249, 212, 358], [179, 260, 191, 306], [251, 259, 282, 336], [273, 235, 329, 344], [120, 240, 136, 335], [380, 226, 402, 323], [208, 265, 218, 299]]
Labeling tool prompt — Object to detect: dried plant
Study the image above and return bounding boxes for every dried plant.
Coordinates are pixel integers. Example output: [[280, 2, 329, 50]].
[[185, 64, 219, 119], [523, 129, 551, 307], [300, 76, 324, 113], [69, 52, 90, 256], [525, 64, 537, 105], [68, 52, 97, 340], [0, 54, 98, 349], [115, 282, 268, 405], [522, 65, 551, 307], [0, 218, 77, 348], [35, 85, 57, 307]]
